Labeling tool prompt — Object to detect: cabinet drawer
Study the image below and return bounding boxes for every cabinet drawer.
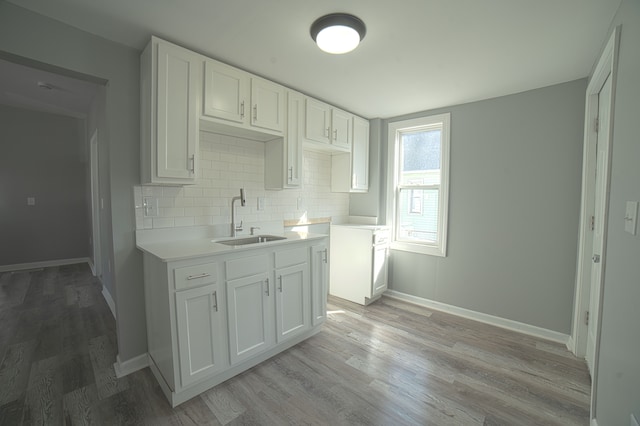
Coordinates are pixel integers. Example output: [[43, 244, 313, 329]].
[[226, 254, 269, 280], [174, 263, 218, 290], [275, 247, 307, 269]]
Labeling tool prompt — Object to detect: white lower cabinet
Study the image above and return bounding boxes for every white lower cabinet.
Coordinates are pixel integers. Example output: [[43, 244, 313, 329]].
[[142, 237, 328, 407], [275, 248, 310, 343], [310, 243, 329, 326], [175, 283, 226, 387]]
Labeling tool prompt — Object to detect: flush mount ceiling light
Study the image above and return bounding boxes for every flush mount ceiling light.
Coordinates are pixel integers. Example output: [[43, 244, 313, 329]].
[[310, 13, 366, 54]]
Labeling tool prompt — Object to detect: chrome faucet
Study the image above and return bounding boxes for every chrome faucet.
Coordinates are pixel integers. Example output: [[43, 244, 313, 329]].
[[231, 188, 246, 237]]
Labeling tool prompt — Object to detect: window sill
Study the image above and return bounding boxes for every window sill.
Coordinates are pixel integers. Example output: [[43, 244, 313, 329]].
[[391, 241, 446, 257]]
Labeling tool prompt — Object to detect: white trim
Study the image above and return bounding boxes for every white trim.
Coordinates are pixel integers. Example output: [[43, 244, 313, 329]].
[[113, 353, 149, 378], [591, 419, 598, 426], [0, 257, 89, 273], [385, 290, 570, 345], [101, 286, 116, 319], [89, 129, 102, 278]]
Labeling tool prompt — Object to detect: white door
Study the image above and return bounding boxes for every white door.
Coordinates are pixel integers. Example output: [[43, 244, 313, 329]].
[[331, 108, 352, 149], [203, 60, 248, 124], [586, 74, 612, 372], [305, 98, 331, 144], [156, 41, 199, 180], [226, 273, 273, 365], [175, 284, 226, 387], [250, 77, 285, 132], [275, 263, 310, 343]]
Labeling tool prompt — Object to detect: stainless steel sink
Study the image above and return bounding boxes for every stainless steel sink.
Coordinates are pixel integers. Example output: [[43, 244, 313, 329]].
[[215, 235, 287, 246]]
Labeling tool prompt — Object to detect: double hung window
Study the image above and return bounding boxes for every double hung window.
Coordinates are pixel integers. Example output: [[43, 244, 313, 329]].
[[387, 113, 450, 256]]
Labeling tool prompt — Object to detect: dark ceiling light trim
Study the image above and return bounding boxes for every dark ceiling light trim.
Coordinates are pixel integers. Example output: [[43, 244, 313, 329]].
[[310, 13, 366, 54]]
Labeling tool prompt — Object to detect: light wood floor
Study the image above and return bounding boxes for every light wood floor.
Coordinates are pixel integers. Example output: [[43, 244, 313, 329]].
[[0, 264, 591, 425]]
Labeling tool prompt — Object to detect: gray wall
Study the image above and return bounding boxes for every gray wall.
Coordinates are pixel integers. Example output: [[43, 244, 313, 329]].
[[594, 0, 640, 423], [353, 79, 587, 334], [0, 104, 89, 265], [0, 3, 145, 361]]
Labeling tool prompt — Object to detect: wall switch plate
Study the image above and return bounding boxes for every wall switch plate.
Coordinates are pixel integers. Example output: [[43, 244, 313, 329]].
[[624, 201, 638, 235], [27, 197, 35, 206], [143, 196, 158, 217], [257, 196, 265, 211]]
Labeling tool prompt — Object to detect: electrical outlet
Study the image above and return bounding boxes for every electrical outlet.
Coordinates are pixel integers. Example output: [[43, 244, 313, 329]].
[[257, 196, 265, 211], [27, 197, 35, 206]]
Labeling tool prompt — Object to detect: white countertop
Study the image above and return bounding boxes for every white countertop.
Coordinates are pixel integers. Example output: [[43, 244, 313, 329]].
[[136, 231, 328, 262]]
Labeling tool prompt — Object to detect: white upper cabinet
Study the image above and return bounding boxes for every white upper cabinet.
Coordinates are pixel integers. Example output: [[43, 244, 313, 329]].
[[305, 98, 331, 144], [202, 58, 284, 140], [331, 108, 353, 150], [304, 97, 352, 153], [265, 90, 304, 189], [251, 77, 285, 133], [331, 115, 370, 193], [351, 116, 370, 191], [202, 60, 248, 124], [141, 37, 201, 185]]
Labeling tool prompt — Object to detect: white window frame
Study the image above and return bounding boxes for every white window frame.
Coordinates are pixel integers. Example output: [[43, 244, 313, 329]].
[[386, 113, 450, 257]]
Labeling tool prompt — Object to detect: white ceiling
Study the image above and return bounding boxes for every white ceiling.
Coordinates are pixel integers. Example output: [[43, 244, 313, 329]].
[[5, 0, 621, 119]]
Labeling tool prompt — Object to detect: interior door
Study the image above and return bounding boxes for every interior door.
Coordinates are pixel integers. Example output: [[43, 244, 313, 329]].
[[586, 73, 612, 373]]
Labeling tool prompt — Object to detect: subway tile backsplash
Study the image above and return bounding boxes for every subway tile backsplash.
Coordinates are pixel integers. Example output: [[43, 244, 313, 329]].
[[134, 131, 350, 231]]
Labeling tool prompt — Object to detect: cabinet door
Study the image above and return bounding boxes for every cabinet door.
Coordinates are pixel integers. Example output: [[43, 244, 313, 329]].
[[251, 77, 285, 133], [351, 116, 370, 191], [372, 245, 389, 297], [156, 41, 200, 181], [175, 284, 226, 388], [305, 98, 331, 144], [203, 60, 248, 124], [275, 263, 310, 343], [226, 273, 273, 365], [310, 244, 329, 326], [286, 91, 304, 187], [331, 108, 352, 150]]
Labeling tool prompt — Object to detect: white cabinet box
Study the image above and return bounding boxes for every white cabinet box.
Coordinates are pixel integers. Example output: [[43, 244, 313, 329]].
[[140, 37, 201, 185], [141, 235, 328, 407]]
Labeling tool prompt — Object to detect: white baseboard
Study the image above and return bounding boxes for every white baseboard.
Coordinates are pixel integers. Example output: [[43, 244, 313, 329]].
[[384, 290, 570, 345], [0, 257, 90, 273], [591, 418, 598, 426], [114, 353, 149, 378], [566, 335, 576, 354], [101, 286, 116, 320]]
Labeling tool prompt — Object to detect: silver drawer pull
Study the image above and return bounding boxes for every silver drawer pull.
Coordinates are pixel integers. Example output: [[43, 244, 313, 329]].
[[187, 273, 211, 280]]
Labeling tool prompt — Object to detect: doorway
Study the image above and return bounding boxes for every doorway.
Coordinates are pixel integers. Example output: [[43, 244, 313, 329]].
[[570, 27, 619, 421]]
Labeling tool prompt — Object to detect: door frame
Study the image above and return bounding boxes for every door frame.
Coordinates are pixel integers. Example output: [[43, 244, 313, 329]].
[[570, 26, 619, 420], [89, 129, 102, 278]]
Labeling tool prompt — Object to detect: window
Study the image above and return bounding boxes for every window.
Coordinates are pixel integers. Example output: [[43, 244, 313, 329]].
[[387, 113, 450, 256]]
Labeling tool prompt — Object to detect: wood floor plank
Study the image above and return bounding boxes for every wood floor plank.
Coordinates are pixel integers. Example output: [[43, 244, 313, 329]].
[[24, 355, 63, 425], [88, 335, 129, 400], [0, 340, 37, 405]]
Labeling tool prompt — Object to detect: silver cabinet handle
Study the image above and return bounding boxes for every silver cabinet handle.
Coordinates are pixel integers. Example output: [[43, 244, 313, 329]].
[[265, 278, 270, 295], [323, 248, 328, 263], [333, 129, 337, 140], [325, 127, 330, 138], [189, 155, 195, 173], [240, 101, 245, 118], [187, 273, 210, 280], [253, 105, 258, 121], [278, 275, 283, 292], [288, 166, 293, 181], [212, 291, 218, 312]]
